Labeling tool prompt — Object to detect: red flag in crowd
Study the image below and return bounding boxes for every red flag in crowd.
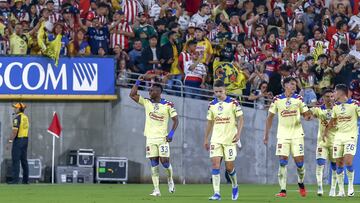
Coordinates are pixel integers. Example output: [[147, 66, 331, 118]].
[[48, 112, 62, 138], [79, 0, 90, 18]]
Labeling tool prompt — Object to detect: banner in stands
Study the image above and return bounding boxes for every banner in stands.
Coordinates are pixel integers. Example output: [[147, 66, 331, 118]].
[[0, 56, 116, 100]]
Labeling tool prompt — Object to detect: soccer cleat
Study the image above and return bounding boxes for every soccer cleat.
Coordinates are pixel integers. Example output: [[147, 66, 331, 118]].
[[209, 193, 221, 200], [275, 192, 287, 197], [336, 191, 345, 197], [150, 190, 161, 197], [317, 186, 323, 196], [168, 179, 175, 193], [232, 186, 239, 200], [348, 187, 354, 197], [329, 188, 336, 197], [299, 187, 307, 197]]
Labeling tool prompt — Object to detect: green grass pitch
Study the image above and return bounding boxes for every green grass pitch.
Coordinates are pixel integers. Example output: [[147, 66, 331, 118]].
[[0, 184, 359, 203]]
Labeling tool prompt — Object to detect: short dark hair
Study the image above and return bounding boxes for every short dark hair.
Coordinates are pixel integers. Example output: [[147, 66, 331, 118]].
[[283, 77, 297, 85], [152, 83, 163, 92], [214, 80, 225, 87], [321, 88, 333, 96], [187, 40, 197, 47], [335, 84, 348, 94]]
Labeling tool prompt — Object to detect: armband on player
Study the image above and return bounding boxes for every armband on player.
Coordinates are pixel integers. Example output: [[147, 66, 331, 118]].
[[167, 129, 175, 139], [135, 80, 141, 86]]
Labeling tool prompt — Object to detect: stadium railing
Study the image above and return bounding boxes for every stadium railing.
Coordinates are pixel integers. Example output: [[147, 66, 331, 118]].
[[116, 71, 272, 108]]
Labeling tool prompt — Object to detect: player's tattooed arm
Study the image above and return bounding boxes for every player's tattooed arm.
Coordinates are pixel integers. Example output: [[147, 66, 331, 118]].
[[129, 75, 144, 102], [204, 120, 214, 151], [263, 112, 275, 145]]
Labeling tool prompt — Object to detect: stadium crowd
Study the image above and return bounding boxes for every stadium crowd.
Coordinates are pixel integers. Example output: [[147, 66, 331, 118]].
[[2, 0, 360, 107]]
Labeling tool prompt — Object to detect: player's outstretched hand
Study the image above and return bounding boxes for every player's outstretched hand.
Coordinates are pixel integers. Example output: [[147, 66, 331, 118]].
[[138, 75, 144, 81], [204, 140, 210, 151], [166, 136, 172, 142]]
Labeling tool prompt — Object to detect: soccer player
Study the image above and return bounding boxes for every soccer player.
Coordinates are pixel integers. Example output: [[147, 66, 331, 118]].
[[263, 77, 312, 197], [204, 80, 244, 201], [129, 76, 179, 197], [310, 89, 337, 196], [324, 84, 359, 197]]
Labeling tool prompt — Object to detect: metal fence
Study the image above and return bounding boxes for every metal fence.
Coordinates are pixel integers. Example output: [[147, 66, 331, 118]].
[[116, 71, 272, 108]]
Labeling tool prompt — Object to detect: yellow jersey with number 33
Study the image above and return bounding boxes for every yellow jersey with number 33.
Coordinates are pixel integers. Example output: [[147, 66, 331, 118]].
[[331, 99, 360, 141], [269, 94, 309, 139], [207, 96, 243, 145], [138, 96, 177, 138]]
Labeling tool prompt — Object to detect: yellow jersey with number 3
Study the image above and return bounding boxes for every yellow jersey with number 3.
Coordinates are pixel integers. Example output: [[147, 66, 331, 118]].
[[331, 99, 360, 141], [207, 96, 243, 145], [269, 93, 309, 139], [138, 96, 177, 138], [311, 105, 336, 144]]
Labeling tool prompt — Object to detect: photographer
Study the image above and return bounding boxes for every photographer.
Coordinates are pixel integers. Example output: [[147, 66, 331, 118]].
[[333, 53, 356, 86], [248, 81, 273, 110]]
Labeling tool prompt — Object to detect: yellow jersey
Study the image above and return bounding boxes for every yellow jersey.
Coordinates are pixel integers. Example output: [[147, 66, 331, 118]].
[[331, 99, 360, 141], [195, 39, 213, 64], [311, 105, 336, 144], [138, 96, 178, 138], [269, 93, 309, 139], [10, 33, 30, 55], [12, 112, 29, 138], [170, 44, 181, 75], [207, 96, 243, 144]]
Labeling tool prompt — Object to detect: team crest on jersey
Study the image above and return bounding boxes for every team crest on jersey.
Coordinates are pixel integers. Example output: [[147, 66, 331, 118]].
[[326, 111, 332, 119], [278, 144, 282, 149], [334, 147, 337, 152], [285, 100, 291, 108], [146, 146, 150, 152], [341, 104, 345, 112], [218, 105, 223, 111], [153, 104, 159, 112], [211, 145, 215, 150], [318, 148, 322, 152]]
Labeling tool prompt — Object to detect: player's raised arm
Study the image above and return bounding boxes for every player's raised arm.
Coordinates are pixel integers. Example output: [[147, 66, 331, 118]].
[[264, 112, 275, 145], [129, 75, 144, 103], [204, 120, 214, 151]]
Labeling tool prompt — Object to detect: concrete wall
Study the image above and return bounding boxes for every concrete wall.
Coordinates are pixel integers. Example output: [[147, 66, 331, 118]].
[[0, 88, 325, 184]]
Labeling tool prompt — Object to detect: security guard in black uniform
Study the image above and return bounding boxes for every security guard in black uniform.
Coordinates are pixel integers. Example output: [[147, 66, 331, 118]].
[[8, 103, 29, 184]]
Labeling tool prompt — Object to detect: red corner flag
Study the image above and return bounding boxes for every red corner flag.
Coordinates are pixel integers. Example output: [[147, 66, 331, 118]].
[[48, 112, 62, 138]]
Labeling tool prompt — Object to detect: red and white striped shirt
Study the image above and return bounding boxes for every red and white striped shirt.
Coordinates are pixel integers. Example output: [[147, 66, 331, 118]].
[[229, 24, 243, 39], [276, 38, 287, 53], [178, 51, 192, 71], [330, 32, 350, 50], [122, 0, 143, 24], [207, 29, 218, 41], [291, 52, 301, 62], [252, 37, 265, 49], [36, 4, 46, 16], [110, 21, 133, 50], [97, 15, 108, 25], [308, 39, 329, 54], [234, 52, 250, 63], [48, 12, 62, 24]]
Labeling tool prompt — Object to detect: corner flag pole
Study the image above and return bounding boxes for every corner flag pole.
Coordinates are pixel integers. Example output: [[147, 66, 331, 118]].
[[51, 132, 55, 184]]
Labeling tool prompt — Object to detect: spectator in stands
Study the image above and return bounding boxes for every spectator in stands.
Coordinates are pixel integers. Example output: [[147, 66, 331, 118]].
[[333, 53, 355, 86], [249, 62, 269, 91], [314, 54, 334, 95], [298, 61, 317, 105], [29, 4, 39, 29], [183, 50, 207, 98], [161, 31, 182, 91], [128, 39, 143, 73], [80, 16, 109, 55], [48, 23, 69, 56], [8, 21, 39, 55], [134, 12, 156, 48], [141, 34, 161, 72], [349, 39, 360, 60], [68, 29, 90, 57], [248, 81, 273, 110], [190, 3, 210, 27], [110, 10, 134, 52]]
